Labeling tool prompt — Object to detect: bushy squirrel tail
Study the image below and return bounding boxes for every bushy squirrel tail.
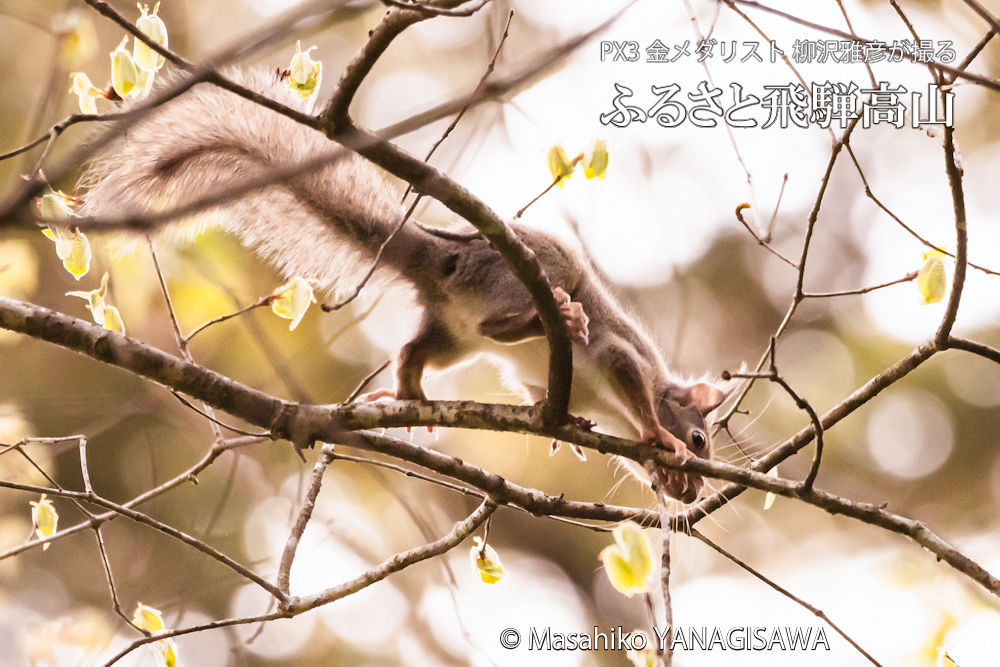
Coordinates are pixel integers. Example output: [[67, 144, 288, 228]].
[[80, 68, 431, 298]]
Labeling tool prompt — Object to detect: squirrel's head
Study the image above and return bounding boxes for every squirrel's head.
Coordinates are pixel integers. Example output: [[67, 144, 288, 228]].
[[655, 382, 728, 504]]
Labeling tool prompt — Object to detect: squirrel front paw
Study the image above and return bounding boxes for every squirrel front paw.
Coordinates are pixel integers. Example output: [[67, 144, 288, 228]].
[[353, 388, 435, 433], [354, 388, 397, 403], [642, 425, 691, 461], [553, 287, 590, 345]]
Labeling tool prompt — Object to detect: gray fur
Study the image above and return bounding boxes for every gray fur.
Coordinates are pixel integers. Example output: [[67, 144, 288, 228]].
[[80, 67, 730, 502], [81, 68, 432, 299]]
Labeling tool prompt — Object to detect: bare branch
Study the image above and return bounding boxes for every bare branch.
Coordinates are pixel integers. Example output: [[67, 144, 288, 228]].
[[0, 112, 127, 163], [734, 203, 798, 269], [934, 123, 968, 346], [101, 612, 287, 667], [285, 497, 496, 613], [946, 336, 1000, 365], [0, 436, 265, 560], [1, 479, 286, 600], [380, 0, 493, 18], [724, 338, 825, 492], [802, 272, 917, 298], [346, 359, 393, 404], [723, 0, 1000, 92], [691, 529, 884, 666], [278, 447, 334, 595]]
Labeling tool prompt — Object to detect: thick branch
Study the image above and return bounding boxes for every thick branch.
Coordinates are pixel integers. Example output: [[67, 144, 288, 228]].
[[3, 297, 997, 597]]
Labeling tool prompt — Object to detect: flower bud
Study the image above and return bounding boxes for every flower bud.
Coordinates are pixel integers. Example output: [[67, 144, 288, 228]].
[[69, 72, 102, 115], [134, 3, 168, 72], [67, 272, 110, 326], [582, 136, 609, 180], [470, 536, 506, 584], [546, 145, 574, 188], [30, 494, 59, 550], [599, 521, 652, 597], [270, 277, 316, 331], [288, 41, 322, 99], [111, 37, 139, 97], [917, 249, 947, 305]]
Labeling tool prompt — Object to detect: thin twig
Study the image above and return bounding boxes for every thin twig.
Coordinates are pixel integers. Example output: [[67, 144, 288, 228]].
[[690, 529, 884, 666], [515, 178, 563, 219], [2, 480, 286, 599], [92, 526, 145, 633], [735, 203, 798, 269], [724, 0, 1000, 92], [802, 272, 917, 298], [77, 436, 93, 494], [330, 450, 481, 498], [0, 436, 266, 560], [278, 448, 334, 595], [101, 612, 287, 667], [285, 497, 496, 613], [724, 338, 825, 491], [380, 0, 493, 18], [934, 120, 968, 346], [0, 112, 127, 163], [169, 391, 273, 438], [345, 359, 393, 404], [946, 336, 1000, 365], [184, 297, 272, 342]]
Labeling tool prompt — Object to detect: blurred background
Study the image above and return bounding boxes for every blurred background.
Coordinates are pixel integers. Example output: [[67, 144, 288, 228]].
[[1, 0, 1000, 665]]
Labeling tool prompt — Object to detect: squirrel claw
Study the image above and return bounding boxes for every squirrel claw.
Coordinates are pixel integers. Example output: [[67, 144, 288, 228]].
[[549, 439, 588, 461], [553, 287, 590, 345], [642, 426, 690, 460], [354, 388, 396, 404]]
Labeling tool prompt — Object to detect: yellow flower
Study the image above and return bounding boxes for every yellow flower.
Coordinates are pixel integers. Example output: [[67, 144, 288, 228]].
[[38, 190, 77, 221], [134, 3, 168, 72], [582, 137, 609, 180], [599, 521, 652, 597], [70, 72, 103, 115], [470, 536, 506, 584], [67, 272, 110, 326], [133, 603, 166, 632], [133, 603, 177, 667], [270, 277, 316, 331], [134, 66, 157, 100], [154, 638, 177, 667], [918, 248, 947, 305], [546, 145, 574, 188], [111, 37, 139, 98], [288, 41, 322, 98], [30, 494, 59, 550], [40, 201, 92, 281]]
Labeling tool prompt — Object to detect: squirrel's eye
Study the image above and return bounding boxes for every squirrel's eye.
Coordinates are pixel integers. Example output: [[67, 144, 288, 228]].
[[691, 430, 707, 450]]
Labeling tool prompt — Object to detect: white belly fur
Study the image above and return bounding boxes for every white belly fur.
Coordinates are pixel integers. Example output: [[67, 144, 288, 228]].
[[478, 337, 643, 443]]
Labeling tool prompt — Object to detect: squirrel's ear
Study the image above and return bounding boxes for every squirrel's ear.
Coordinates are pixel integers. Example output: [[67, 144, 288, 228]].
[[672, 383, 726, 415]]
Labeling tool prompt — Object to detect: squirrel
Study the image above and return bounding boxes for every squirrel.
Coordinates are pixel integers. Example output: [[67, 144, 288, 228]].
[[79, 68, 728, 503]]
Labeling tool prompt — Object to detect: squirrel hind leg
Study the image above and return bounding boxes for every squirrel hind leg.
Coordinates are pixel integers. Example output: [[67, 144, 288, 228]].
[[393, 318, 461, 401]]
